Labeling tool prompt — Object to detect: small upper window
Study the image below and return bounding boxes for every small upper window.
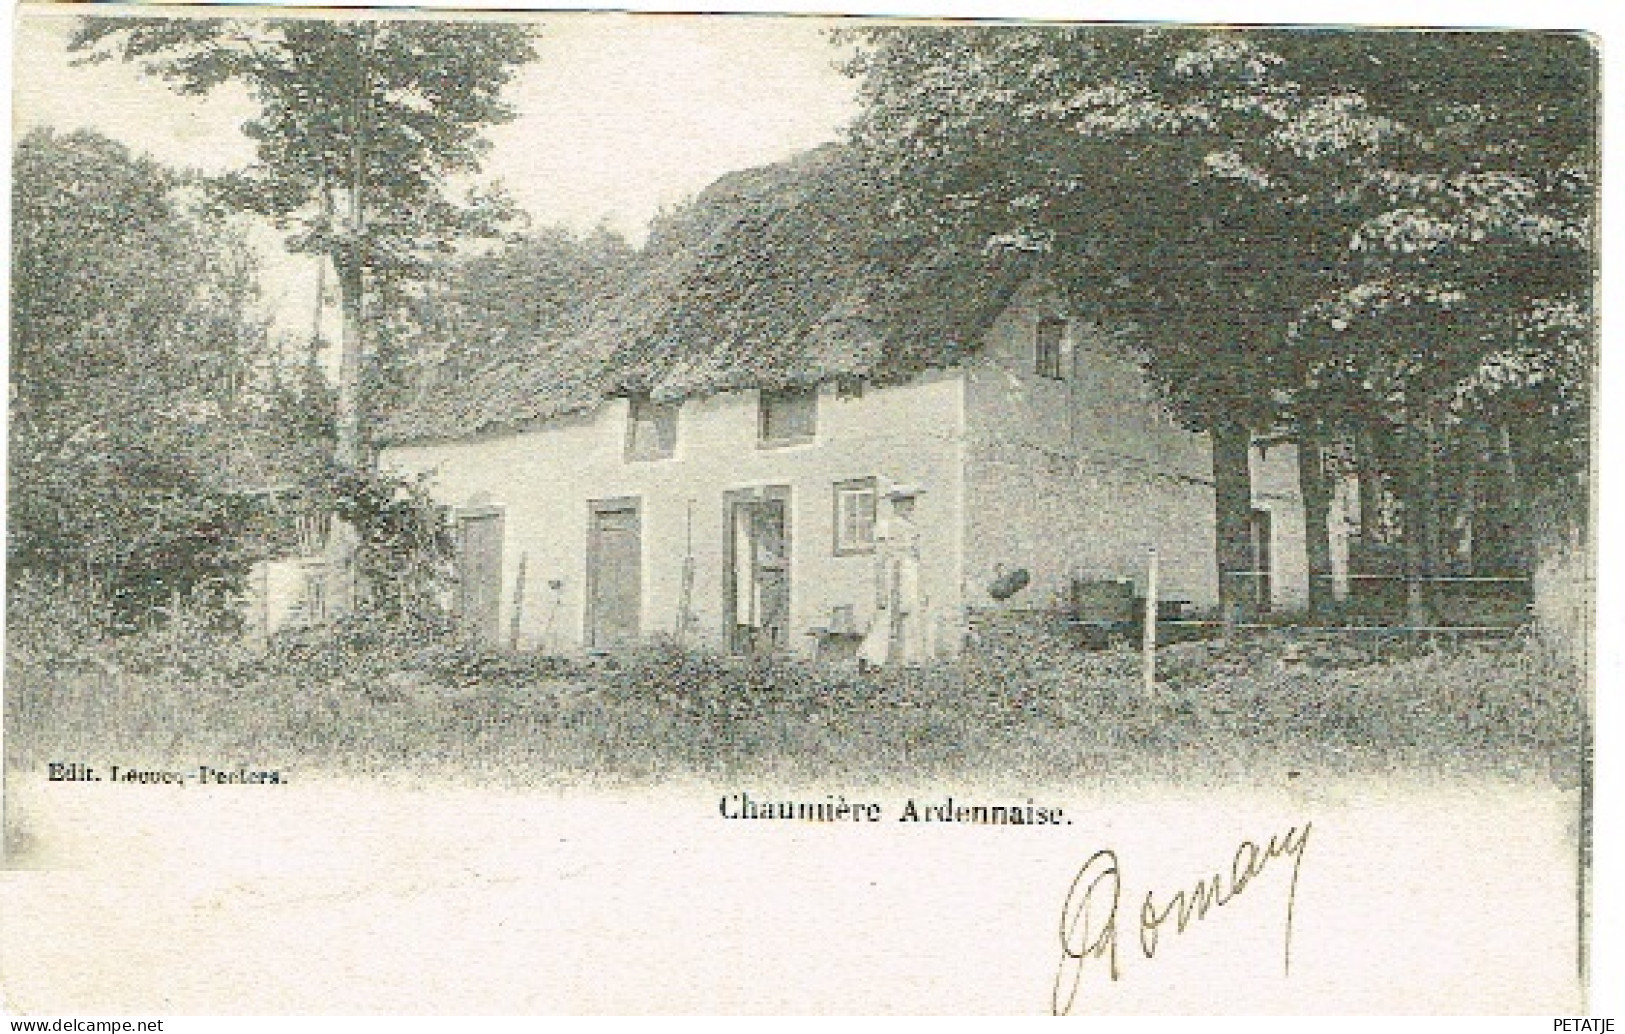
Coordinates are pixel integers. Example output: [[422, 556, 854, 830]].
[[759, 386, 818, 446], [833, 478, 878, 555], [1035, 318, 1068, 380], [626, 395, 679, 461]]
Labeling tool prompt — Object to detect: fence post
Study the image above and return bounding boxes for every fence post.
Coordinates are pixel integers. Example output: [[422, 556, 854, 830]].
[[1143, 547, 1159, 695], [509, 553, 528, 651]]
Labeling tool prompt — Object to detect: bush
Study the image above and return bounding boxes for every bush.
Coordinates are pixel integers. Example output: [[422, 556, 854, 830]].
[[321, 465, 456, 624], [252, 610, 460, 682], [246, 608, 584, 695], [5, 573, 112, 672], [107, 585, 256, 679], [5, 593, 1584, 786], [7, 575, 258, 692]]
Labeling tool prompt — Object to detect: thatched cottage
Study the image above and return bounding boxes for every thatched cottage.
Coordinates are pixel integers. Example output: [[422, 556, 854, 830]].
[[376, 148, 1340, 658]]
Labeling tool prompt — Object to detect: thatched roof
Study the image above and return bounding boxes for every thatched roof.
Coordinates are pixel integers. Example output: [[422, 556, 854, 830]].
[[378, 145, 1039, 445]]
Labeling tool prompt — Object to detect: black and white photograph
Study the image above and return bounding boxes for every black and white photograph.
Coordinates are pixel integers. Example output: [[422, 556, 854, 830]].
[[0, 1, 1610, 1017]]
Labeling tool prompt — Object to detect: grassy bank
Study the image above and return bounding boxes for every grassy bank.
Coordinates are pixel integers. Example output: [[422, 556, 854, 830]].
[[3, 614, 1586, 789]]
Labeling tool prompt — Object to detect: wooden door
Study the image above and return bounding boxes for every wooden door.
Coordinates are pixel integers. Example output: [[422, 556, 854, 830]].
[[724, 488, 791, 654], [588, 499, 642, 649], [457, 512, 504, 644]]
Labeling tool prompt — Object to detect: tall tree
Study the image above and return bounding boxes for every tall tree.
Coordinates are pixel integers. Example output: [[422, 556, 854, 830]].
[[1279, 32, 1594, 618], [839, 26, 1390, 619], [838, 26, 1594, 619], [70, 14, 538, 467]]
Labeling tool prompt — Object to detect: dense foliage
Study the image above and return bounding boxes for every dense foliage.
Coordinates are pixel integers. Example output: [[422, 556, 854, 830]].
[[838, 27, 1595, 615], [9, 129, 292, 626], [372, 223, 636, 417], [325, 465, 458, 622], [840, 28, 1592, 428]]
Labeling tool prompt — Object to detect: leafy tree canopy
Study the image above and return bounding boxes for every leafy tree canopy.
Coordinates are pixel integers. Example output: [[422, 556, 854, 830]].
[[838, 26, 1595, 439], [70, 14, 540, 465], [70, 16, 537, 282]]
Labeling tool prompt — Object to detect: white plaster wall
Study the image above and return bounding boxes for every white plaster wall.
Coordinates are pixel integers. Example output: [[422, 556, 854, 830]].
[[1250, 443, 1311, 612], [243, 559, 302, 639], [962, 441, 1221, 612], [1326, 469, 1360, 600], [382, 373, 966, 657], [962, 279, 1313, 615], [243, 557, 329, 638]]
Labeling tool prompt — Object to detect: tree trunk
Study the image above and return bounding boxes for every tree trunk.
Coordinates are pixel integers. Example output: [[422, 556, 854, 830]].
[[334, 254, 366, 469], [1212, 417, 1255, 628], [335, 43, 373, 471], [326, 31, 377, 619], [1497, 420, 1530, 576], [1355, 425, 1385, 547], [1400, 473, 1429, 627], [1419, 403, 1445, 611], [1417, 406, 1443, 582], [1398, 408, 1443, 628], [1297, 434, 1335, 618]]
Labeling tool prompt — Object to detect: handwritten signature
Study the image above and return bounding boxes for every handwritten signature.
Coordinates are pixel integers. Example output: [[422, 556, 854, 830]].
[[1051, 822, 1312, 1016]]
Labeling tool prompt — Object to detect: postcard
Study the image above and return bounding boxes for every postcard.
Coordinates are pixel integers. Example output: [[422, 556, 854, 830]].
[[1, 2, 1608, 1016]]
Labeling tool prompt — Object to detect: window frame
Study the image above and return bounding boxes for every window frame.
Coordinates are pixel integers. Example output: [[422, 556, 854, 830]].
[[832, 477, 879, 556], [1035, 317, 1068, 381], [757, 385, 819, 448], [625, 393, 680, 462]]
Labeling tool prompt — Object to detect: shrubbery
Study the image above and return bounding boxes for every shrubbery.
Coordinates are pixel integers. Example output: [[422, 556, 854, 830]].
[[5, 587, 1585, 787], [319, 465, 457, 623]]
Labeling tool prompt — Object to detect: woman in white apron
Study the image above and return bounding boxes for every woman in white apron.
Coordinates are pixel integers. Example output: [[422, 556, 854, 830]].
[[859, 485, 927, 669]]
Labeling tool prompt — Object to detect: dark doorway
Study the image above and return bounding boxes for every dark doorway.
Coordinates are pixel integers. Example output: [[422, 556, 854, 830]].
[[1249, 507, 1274, 613], [724, 487, 791, 655], [587, 497, 642, 649]]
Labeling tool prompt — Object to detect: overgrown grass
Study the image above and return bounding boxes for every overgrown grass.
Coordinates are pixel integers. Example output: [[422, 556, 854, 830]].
[[3, 608, 1586, 790]]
